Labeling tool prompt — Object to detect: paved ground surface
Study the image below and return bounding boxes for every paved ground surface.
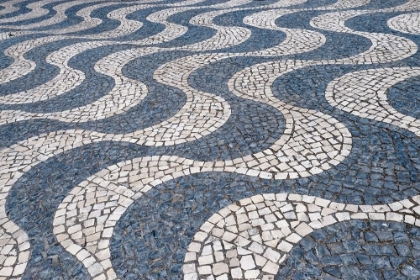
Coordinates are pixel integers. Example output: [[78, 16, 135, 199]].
[[0, 0, 420, 279]]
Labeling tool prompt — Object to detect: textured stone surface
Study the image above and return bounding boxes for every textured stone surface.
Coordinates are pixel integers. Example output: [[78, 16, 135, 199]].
[[0, 0, 419, 279]]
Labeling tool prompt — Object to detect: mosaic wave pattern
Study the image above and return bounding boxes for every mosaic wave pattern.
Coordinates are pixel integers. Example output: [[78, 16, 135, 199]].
[[0, 0, 419, 279]]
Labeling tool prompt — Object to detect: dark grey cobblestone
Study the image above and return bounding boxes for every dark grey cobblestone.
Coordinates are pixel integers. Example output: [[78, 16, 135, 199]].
[[0, 0, 419, 278], [277, 221, 420, 280]]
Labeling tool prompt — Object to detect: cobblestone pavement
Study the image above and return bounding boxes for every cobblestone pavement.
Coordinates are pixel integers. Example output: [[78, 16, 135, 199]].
[[0, 0, 419, 279]]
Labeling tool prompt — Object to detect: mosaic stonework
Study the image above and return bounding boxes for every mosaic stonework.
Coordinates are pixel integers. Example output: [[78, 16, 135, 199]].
[[0, 0, 419, 279]]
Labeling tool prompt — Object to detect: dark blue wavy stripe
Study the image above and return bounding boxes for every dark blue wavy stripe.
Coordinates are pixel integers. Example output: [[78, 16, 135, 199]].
[[6, 141, 153, 279], [0, 33, 48, 69], [287, 0, 337, 9], [158, 8, 216, 48], [387, 76, 420, 120], [109, 160, 420, 279], [0, 50, 285, 165], [30, 2, 101, 32], [65, 3, 127, 36], [211, 8, 287, 53], [188, 0, 230, 7], [0, 42, 125, 112], [0, 0, 59, 27], [345, 10, 420, 56], [358, 0, 408, 10], [111, 172, 289, 279], [277, 220, 420, 279], [4, 75, 419, 276], [0, 8, 373, 109], [273, 63, 420, 204], [2, 4, 420, 279], [0, 0, 35, 20], [275, 10, 373, 61], [0, 37, 86, 95], [347, 11, 420, 65], [112, 6, 165, 42]]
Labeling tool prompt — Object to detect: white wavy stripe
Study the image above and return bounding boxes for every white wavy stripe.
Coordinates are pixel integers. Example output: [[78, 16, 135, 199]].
[[0, 35, 65, 85], [0, 0, 316, 85], [1, 0, 174, 32], [264, 0, 307, 8], [0, 0, 259, 89], [133, 0, 255, 46], [0, 2, 236, 88], [0, 5, 247, 101], [0, 57, 336, 279], [325, 67, 420, 136], [315, 0, 370, 10], [0, 1, 290, 278], [0, 0, 66, 24], [185, 192, 420, 278], [207, 0, 253, 9], [0, 2, 127, 40], [0, 40, 104, 103], [0, 45, 160, 123], [0, 0, 346, 88], [45, 2, 116, 35], [0, 0, 103, 30], [227, 58, 351, 178], [0, 0, 26, 16], [0, 88, 227, 278], [0, 0, 250, 33], [46, 52, 352, 278], [243, 9, 298, 30], [0, 1, 418, 278], [51, 59, 418, 277], [309, 10, 418, 64], [243, 9, 326, 56], [0, 2, 155, 86], [178, 8, 251, 51], [388, 12, 420, 35], [51, 114, 350, 279], [0, 5, 312, 94], [384, 0, 420, 12]]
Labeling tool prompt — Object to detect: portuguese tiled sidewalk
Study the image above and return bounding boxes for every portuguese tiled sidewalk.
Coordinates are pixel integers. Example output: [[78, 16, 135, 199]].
[[0, 0, 420, 279]]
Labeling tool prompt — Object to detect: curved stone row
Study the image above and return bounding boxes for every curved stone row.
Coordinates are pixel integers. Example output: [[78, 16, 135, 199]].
[[388, 12, 420, 35], [0, 0, 206, 32], [325, 67, 420, 137], [0, 2, 184, 85], [315, 0, 370, 10], [3, 0, 417, 90], [242, 9, 326, 56], [1, 0, 400, 90], [46, 52, 354, 279], [0, 0, 248, 38], [0, 47, 158, 124], [0, 0, 66, 24], [310, 10, 418, 64], [0, 3, 258, 104], [0, 57, 348, 278], [0, 3, 327, 109], [51, 121, 350, 280], [0, 2, 163, 85], [178, 8, 252, 51], [0, 0, 255, 86], [228, 59, 351, 178], [184, 192, 420, 279], [0, 1, 122, 34], [0, 0, 419, 278], [0, 0, 256, 89], [0, 0, 27, 17]]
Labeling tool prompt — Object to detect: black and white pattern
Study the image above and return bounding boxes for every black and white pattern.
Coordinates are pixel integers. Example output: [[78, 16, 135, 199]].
[[0, 0, 419, 279]]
